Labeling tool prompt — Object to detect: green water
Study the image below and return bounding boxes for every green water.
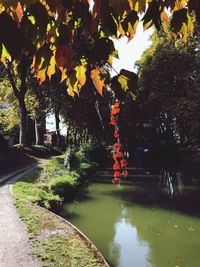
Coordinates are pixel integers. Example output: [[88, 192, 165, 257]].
[[63, 176, 200, 267]]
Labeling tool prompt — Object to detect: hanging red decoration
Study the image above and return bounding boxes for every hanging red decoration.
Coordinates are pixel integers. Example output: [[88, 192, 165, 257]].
[[113, 161, 120, 170], [112, 177, 120, 184], [114, 171, 121, 177], [110, 100, 128, 183]]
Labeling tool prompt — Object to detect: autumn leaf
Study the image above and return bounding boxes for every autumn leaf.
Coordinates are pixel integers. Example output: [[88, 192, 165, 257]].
[[161, 11, 169, 24], [66, 70, 79, 96], [16, 2, 23, 22], [47, 55, 56, 79], [55, 45, 72, 72], [130, 0, 146, 14], [37, 69, 46, 84], [0, 43, 11, 66], [142, 0, 161, 30], [90, 68, 104, 95], [171, 8, 187, 34], [75, 64, 87, 87]]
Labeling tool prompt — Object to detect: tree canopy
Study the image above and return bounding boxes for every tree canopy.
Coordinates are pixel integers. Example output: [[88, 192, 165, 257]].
[[136, 24, 200, 144], [0, 0, 199, 99]]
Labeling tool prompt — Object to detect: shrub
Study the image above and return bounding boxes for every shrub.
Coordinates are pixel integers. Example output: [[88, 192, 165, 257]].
[[79, 162, 99, 176], [64, 146, 79, 169], [50, 175, 78, 199]]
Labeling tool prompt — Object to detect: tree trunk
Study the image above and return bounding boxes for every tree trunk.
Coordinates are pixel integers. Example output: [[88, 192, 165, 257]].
[[35, 113, 46, 145], [55, 109, 62, 147], [18, 97, 28, 146]]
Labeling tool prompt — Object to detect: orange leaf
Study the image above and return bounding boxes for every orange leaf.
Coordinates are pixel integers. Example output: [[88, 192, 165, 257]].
[[161, 11, 169, 24], [37, 69, 46, 84], [90, 68, 104, 95], [16, 2, 23, 22]]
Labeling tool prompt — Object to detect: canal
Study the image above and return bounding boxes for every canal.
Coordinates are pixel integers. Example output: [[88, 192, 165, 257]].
[[62, 168, 200, 267]]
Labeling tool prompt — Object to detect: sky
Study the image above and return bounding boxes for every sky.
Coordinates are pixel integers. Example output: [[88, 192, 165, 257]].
[[111, 22, 153, 75], [46, 23, 153, 133]]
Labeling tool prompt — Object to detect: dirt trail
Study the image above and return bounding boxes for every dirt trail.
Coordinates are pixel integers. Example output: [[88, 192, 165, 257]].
[[0, 160, 48, 267]]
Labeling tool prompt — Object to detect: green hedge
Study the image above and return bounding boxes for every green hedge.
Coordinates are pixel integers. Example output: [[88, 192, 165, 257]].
[[50, 174, 78, 199]]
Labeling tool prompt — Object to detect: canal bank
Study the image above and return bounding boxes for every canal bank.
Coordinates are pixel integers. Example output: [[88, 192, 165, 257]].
[[11, 158, 110, 267]]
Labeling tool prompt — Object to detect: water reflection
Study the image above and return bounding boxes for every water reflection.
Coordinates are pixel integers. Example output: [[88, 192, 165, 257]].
[[160, 169, 183, 197], [109, 206, 150, 267]]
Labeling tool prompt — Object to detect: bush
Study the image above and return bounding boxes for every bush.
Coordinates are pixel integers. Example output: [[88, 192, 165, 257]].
[[50, 175, 78, 199], [76, 143, 107, 165], [79, 162, 99, 176], [64, 146, 79, 169]]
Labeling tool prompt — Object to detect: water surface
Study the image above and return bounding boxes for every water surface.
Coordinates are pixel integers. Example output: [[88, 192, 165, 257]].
[[63, 171, 200, 267]]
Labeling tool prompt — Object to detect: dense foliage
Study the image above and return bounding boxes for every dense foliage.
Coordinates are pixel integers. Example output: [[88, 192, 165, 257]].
[[0, 0, 199, 99], [136, 25, 200, 144]]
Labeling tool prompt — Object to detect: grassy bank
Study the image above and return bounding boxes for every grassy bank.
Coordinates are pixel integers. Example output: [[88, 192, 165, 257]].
[[14, 200, 107, 267], [13, 157, 84, 211], [12, 156, 107, 267]]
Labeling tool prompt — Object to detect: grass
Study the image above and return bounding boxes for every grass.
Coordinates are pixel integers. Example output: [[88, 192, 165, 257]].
[[13, 157, 79, 210], [14, 200, 106, 267], [13, 157, 107, 267]]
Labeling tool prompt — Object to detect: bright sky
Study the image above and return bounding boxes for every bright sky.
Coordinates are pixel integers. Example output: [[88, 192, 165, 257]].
[[112, 22, 153, 75]]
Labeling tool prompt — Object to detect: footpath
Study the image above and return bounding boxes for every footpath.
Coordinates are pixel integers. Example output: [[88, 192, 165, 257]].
[[0, 170, 41, 267], [0, 158, 48, 267]]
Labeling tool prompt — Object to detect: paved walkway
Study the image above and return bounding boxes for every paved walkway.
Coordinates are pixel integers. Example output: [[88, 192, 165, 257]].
[[0, 161, 48, 267]]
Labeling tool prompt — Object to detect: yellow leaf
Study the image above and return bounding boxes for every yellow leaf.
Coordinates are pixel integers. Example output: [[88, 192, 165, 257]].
[[118, 75, 129, 92], [47, 56, 56, 79], [187, 14, 194, 36], [75, 64, 86, 87], [108, 55, 113, 65], [118, 23, 125, 37], [127, 20, 138, 41], [0, 44, 11, 66], [143, 20, 152, 31], [60, 67, 68, 83], [90, 68, 104, 96], [66, 70, 80, 96], [0, 4, 5, 14], [181, 22, 187, 43], [37, 69, 46, 84], [28, 15, 35, 25]]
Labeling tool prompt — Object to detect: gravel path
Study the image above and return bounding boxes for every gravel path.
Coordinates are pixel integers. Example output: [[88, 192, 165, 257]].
[[0, 165, 45, 267]]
